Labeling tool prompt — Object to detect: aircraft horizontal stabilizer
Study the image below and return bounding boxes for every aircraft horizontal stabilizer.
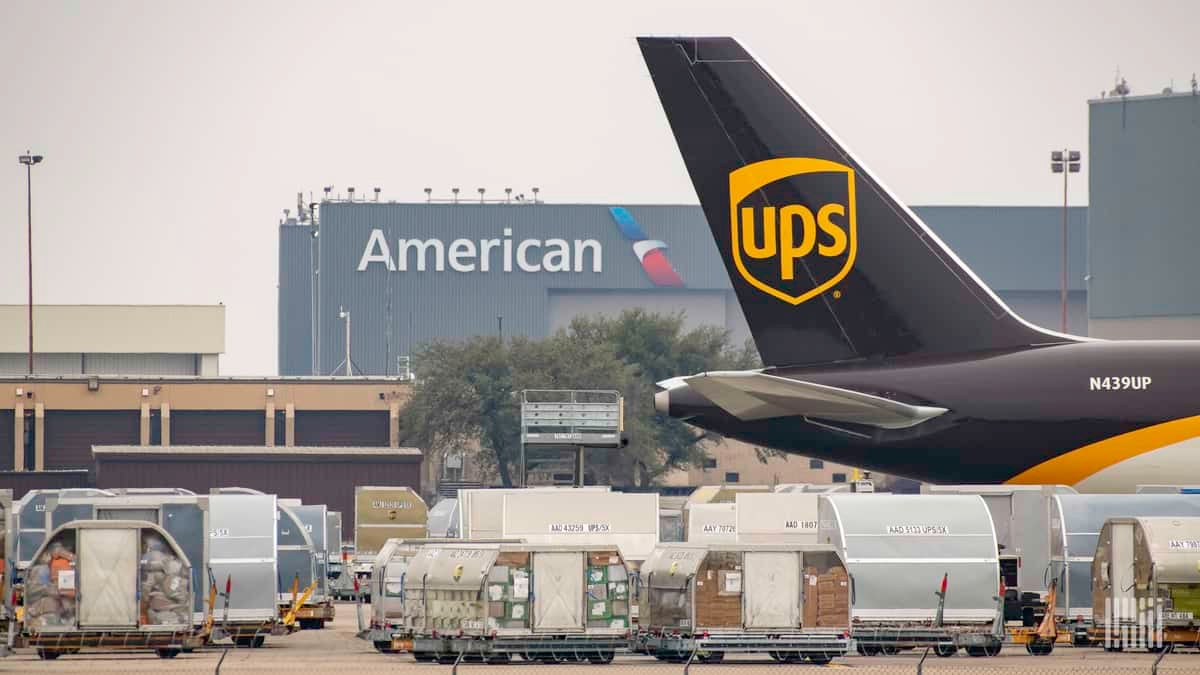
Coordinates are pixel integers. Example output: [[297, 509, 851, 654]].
[[682, 372, 948, 430]]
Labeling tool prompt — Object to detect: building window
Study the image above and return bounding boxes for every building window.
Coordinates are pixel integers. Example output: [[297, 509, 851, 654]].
[[703, 458, 717, 469], [725, 472, 740, 483], [809, 458, 824, 469], [832, 472, 847, 483]]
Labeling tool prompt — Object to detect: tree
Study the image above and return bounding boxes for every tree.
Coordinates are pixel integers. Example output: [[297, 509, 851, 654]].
[[400, 310, 762, 487]]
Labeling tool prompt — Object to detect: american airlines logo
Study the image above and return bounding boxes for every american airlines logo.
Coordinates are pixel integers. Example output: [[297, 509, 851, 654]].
[[357, 228, 603, 273], [609, 207, 684, 286]]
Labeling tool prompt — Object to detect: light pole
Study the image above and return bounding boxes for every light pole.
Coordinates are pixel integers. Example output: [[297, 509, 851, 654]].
[[1051, 150, 1080, 333], [18, 152, 43, 375]]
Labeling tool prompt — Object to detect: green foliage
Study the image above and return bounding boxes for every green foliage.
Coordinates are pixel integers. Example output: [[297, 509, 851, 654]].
[[400, 310, 761, 486]]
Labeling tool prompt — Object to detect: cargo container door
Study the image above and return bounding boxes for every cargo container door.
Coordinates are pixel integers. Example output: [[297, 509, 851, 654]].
[[79, 528, 138, 628], [1110, 521, 1136, 622], [533, 552, 584, 631], [743, 551, 800, 629]]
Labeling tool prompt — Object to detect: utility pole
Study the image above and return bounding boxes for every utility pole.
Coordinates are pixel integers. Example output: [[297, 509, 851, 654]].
[[341, 309, 352, 376], [18, 152, 44, 375], [1050, 150, 1081, 333]]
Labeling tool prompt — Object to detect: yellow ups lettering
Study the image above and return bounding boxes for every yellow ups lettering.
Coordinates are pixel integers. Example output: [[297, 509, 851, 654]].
[[738, 203, 847, 281]]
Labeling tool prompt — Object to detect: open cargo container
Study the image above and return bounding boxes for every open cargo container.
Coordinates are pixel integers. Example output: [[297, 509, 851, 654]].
[[735, 493, 820, 545], [638, 543, 850, 664], [685, 503, 736, 543], [326, 511, 344, 591], [48, 491, 281, 646], [1091, 517, 1200, 651], [818, 494, 1003, 656], [500, 491, 658, 563], [9, 489, 114, 578], [404, 543, 633, 663], [925, 485, 1076, 626], [18, 520, 202, 659], [1049, 493, 1200, 643]]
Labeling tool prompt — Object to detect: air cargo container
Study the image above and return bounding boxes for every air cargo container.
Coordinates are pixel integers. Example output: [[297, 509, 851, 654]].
[[500, 491, 658, 562], [1091, 517, 1200, 650], [354, 487, 428, 555], [735, 493, 820, 545], [924, 484, 1077, 625], [0, 489, 11, 637], [458, 487, 609, 540], [1049, 493, 1200, 643], [19, 520, 202, 660], [818, 494, 1003, 656], [353, 487, 428, 589], [638, 543, 850, 664], [405, 542, 633, 663], [276, 501, 328, 629], [9, 489, 113, 575], [362, 537, 521, 654], [287, 502, 334, 628], [426, 498, 459, 538], [326, 511, 344, 583], [47, 491, 280, 646], [684, 503, 736, 543]]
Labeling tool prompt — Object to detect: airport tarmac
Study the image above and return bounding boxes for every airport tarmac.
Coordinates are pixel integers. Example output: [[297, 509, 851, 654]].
[[4, 602, 1200, 673]]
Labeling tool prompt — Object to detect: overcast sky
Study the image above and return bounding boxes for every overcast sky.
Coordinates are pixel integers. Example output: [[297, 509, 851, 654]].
[[2, 0, 1196, 374]]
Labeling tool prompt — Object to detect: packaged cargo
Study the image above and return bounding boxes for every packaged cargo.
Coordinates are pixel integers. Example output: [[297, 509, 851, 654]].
[[638, 543, 849, 664], [404, 543, 632, 662], [425, 498, 459, 538]]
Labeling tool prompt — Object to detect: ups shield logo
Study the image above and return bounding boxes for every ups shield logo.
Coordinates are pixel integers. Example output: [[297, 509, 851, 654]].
[[729, 158, 857, 305]]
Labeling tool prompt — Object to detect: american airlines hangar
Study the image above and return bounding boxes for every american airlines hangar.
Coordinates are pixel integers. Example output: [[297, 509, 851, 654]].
[[279, 201, 1086, 376]]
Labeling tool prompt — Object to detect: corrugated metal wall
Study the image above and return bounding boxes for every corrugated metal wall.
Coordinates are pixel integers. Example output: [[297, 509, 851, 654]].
[[0, 353, 202, 376], [43, 411, 140, 469], [1089, 93, 1200, 319], [95, 455, 421, 532], [279, 221, 315, 376], [280, 202, 1093, 375], [171, 411, 264, 446], [0, 470, 90, 498], [294, 411, 388, 447]]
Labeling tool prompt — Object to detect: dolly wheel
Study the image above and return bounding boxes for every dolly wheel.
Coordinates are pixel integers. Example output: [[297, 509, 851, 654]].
[[934, 643, 958, 657], [1026, 638, 1054, 656], [697, 651, 724, 663], [808, 652, 833, 665], [37, 649, 61, 660], [156, 648, 181, 659]]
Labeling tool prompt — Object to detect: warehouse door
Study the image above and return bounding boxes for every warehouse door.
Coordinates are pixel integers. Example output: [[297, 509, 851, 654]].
[[533, 552, 583, 631], [744, 552, 800, 629], [79, 528, 139, 628]]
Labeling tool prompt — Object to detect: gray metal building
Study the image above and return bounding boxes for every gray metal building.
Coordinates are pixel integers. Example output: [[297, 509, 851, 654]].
[[278, 202, 1086, 376], [1089, 91, 1200, 339]]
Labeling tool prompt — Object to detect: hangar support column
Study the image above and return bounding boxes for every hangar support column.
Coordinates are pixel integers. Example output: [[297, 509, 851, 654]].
[[34, 402, 44, 470], [265, 402, 276, 446], [161, 402, 171, 447], [13, 402, 23, 471], [140, 403, 150, 445]]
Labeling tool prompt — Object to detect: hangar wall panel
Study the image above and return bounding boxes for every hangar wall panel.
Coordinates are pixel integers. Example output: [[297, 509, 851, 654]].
[[1089, 93, 1200, 321], [171, 411, 264, 446]]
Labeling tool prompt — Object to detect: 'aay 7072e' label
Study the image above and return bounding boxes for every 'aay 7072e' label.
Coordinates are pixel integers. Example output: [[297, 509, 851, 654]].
[[887, 524, 949, 535], [1089, 376, 1152, 391]]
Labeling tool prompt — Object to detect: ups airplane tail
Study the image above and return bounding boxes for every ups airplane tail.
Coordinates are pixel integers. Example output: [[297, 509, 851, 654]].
[[638, 37, 1076, 368]]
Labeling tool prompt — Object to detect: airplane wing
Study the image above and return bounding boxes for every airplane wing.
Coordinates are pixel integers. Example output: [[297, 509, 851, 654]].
[[682, 371, 948, 430]]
